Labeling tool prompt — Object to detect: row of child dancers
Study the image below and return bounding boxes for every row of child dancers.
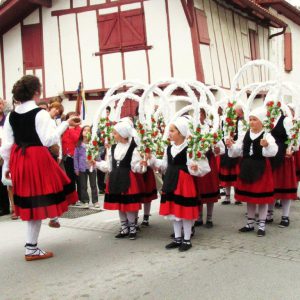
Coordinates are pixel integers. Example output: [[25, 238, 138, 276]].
[[0, 75, 299, 261]]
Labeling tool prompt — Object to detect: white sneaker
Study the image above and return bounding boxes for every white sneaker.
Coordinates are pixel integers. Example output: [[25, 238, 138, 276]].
[[83, 203, 89, 209], [94, 202, 100, 209]]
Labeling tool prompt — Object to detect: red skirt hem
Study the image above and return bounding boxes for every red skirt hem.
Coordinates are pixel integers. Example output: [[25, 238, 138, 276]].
[[104, 202, 141, 212], [159, 202, 198, 220]]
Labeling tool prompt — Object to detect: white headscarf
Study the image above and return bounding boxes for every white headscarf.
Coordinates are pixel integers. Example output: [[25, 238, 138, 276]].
[[249, 107, 267, 124], [172, 116, 190, 137], [114, 120, 133, 138]]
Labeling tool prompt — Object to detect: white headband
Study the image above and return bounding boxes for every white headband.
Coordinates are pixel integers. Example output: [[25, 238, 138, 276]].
[[249, 107, 266, 124], [172, 116, 190, 137]]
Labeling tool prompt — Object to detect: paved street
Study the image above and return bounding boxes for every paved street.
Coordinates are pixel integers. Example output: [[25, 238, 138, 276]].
[[1, 197, 300, 300]]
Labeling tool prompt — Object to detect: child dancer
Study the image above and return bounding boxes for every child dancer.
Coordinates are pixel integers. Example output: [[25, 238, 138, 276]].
[[74, 125, 99, 209], [0, 75, 79, 260], [220, 104, 246, 205], [195, 108, 225, 228], [95, 118, 144, 240], [266, 109, 297, 227], [154, 116, 211, 251], [226, 107, 278, 237]]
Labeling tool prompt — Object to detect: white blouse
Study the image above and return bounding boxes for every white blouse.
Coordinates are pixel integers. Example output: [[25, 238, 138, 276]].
[[228, 130, 278, 158], [95, 139, 144, 174], [152, 141, 211, 177], [0, 100, 69, 175]]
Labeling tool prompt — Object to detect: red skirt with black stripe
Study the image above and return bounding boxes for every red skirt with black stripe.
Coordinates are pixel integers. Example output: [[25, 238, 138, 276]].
[[195, 155, 220, 204], [160, 170, 198, 220], [104, 170, 143, 212], [219, 154, 240, 187], [141, 168, 157, 204], [235, 159, 275, 204], [293, 151, 300, 182], [10, 145, 78, 221], [273, 156, 297, 200]]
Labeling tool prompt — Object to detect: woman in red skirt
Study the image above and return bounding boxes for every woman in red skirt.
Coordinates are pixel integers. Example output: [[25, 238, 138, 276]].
[[266, 110, 297, 227], [95, 118, 144, 240], [154, 116, 211, 251], [0, 75, 79, 261], [226, 107, 278, 237]]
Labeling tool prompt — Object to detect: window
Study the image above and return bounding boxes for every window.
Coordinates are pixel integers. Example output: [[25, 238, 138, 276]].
[[98, 8, 147, 54], [284, 32, 292, 72], [249, 29, 260, 60], [195, 9, 210, 45], [22, 24, 43, 68]]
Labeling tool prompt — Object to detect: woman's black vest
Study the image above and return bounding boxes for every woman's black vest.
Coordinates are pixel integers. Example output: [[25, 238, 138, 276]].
[[239, 131, 266, 183], [270, 115, 288, 170], [162, 145, 188, 193], [109, 140, 136, 194], [9, 108, 43, 151]]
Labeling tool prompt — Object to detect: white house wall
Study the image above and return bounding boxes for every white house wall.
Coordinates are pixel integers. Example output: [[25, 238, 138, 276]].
[[269, 8, 300, 86], [42, 6, 64, 97], [77, 11, 102, 90], [168, 0, 196, 81], [59, 14, 82, 91], [3, 24, 23, 102], [144, 0, 171, 81]]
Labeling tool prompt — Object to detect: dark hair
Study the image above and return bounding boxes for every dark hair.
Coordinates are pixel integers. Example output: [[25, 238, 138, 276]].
[[65, 111, 78, 120], [12, 75, 41, 103], [106, 106, 111, 113], [37, 101, 48, 109], [77, 125, 91, 147]]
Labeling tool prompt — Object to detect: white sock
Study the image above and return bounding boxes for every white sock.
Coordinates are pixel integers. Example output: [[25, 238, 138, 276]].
[[25, 220, 42, 255], [281, 200, 291, 217], [127, 212, 137, 233], [246, 203, 256, 228], [173, 220, 182, 239], [118, 211, 128, 233], [267, 202, 275, 220], [183, 220, 193, 240], [143, 203, 151, 216], [258, 204, 268, 231]]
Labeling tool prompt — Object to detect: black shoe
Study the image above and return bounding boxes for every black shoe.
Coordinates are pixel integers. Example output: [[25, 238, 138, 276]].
[[257, 229, 266, 237], [278, 217, 290, 228], [141, 220, 149, 227], [165, 239, 182, 249], [234, 201, 242, 206], [266, 218, 273, 223], [275, 202, 282, 209], [135, 225, 141, 232], [194, 220, 203, 227], [239, 226, 254, 233], [129, 232, 137, 240], [178, 240, 192, 252], [205, 221, 213, 228], [221, 200, 231, 205], [115, 231, 129, 238]]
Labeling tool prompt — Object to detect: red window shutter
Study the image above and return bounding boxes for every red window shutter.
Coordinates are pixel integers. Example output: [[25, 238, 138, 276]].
[[98, 13, 121, 51], [284, 32, 292, 72], [22, 24, 43, 68], [195, 9, 210, 45], [249, 29, 260, 60], [120, 9, 146, 48], [120, 100, 139, 118]]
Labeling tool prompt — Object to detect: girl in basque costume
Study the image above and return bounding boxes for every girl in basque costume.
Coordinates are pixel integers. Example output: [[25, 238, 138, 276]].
[[152, 116, 211, 252], [266, 103, 297, 227], [95, 118, 145, 240], [194, 108, 225, 228], [226, 107, 278, 237], [0, 75, 80, 261]]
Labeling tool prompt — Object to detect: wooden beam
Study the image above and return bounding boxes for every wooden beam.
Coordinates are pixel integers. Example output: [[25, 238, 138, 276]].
[[28, 0, 52, 7], [181, 0, 194, 27]]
